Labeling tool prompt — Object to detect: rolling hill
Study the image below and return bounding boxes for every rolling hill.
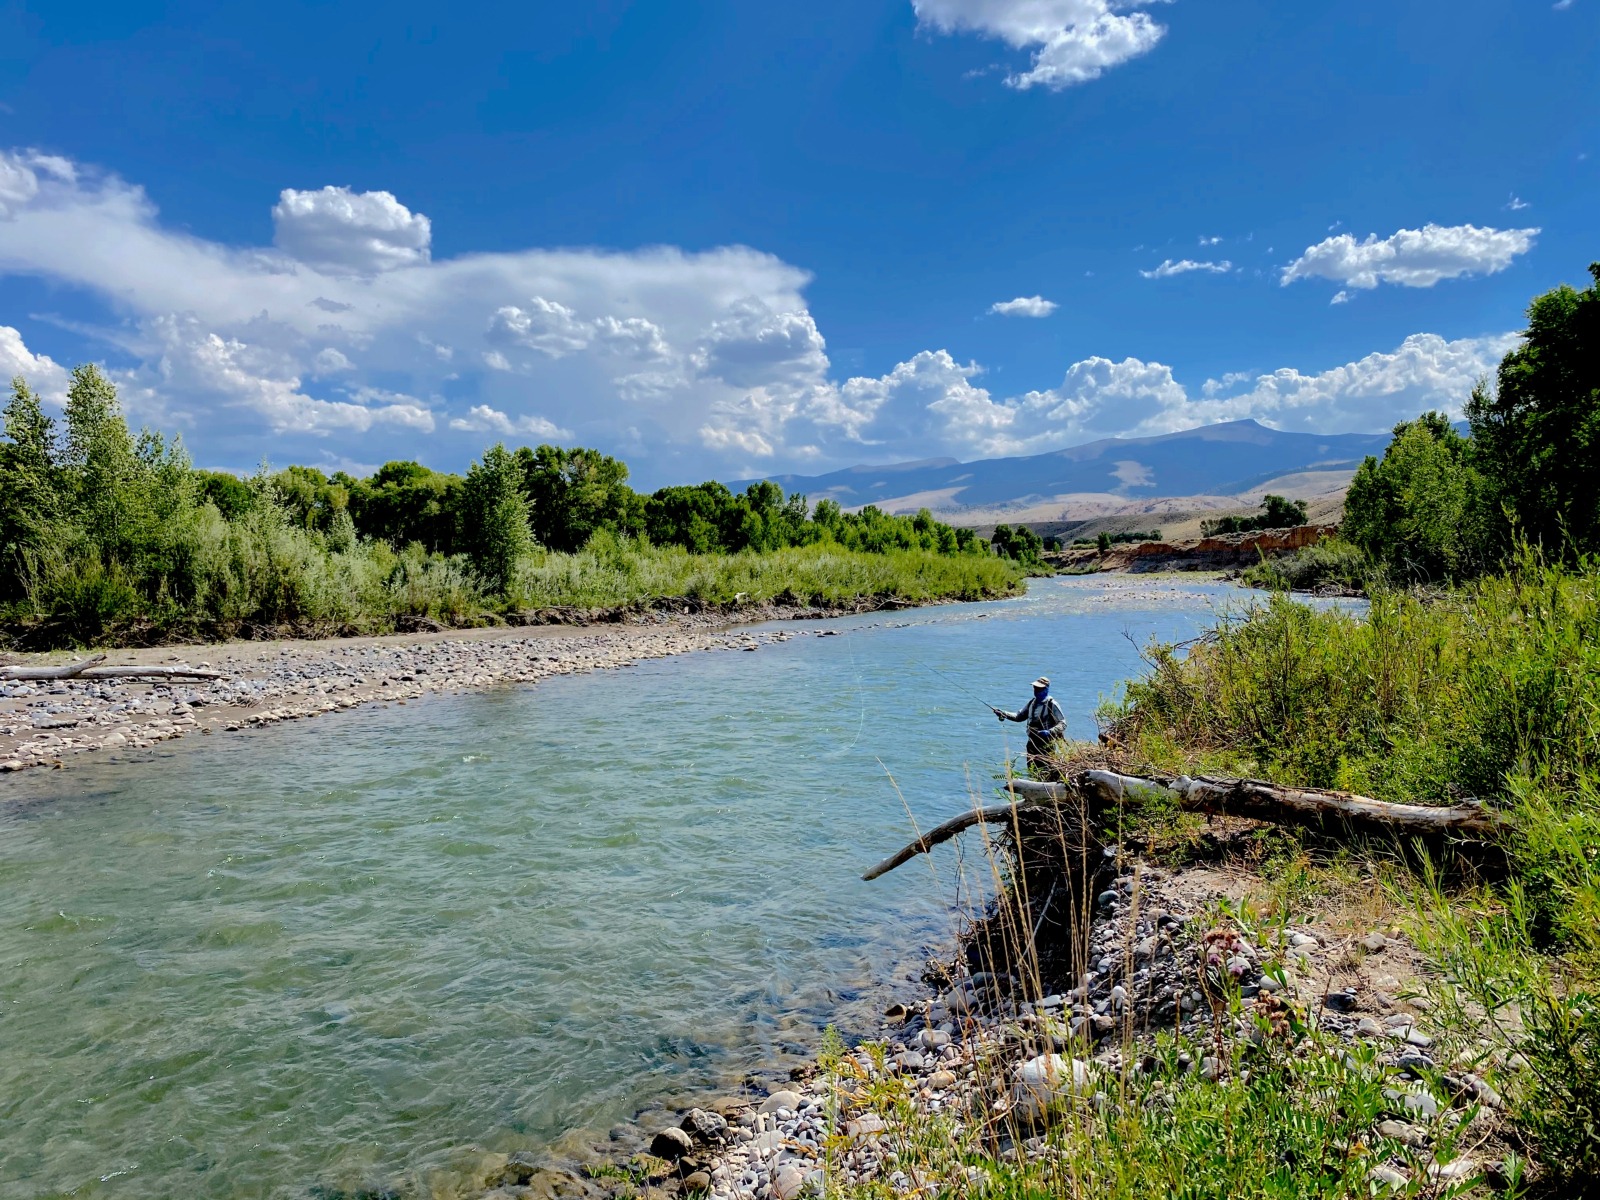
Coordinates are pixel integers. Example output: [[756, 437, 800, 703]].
[[731, 420, 1389, 523]]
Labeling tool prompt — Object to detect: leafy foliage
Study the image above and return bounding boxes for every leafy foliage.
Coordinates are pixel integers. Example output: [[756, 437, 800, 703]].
[[1202, 494, 1308, 536], [1342, 412, 1492, 582], [1468, 262, 1600, 559], [0, 369, 1017, 646]]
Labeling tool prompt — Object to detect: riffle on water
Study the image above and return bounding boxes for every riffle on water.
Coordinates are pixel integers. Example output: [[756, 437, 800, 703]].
[[0, 577, 1240, 1199]]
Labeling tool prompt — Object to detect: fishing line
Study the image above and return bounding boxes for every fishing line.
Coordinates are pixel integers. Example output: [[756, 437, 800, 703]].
[[908, 657, 1002, 714], [836, 632, 868, 755]]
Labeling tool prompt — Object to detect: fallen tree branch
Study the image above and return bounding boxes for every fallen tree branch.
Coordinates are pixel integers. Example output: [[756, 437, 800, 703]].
[[861, 795, 1042, 881], [0, 656, 223, 682], [866, 771, 1506, 880], [0, 654, 107, 681]]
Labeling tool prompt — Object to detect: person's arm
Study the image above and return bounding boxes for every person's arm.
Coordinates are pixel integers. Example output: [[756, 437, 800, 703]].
[[997, 704, 1027, 722]]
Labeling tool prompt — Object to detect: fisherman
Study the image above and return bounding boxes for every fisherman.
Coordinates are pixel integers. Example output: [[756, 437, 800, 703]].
[[996, 676, 1067, 770]]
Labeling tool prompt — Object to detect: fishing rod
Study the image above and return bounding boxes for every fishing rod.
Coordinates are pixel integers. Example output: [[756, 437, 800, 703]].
[[911, 659, 1007, 716]]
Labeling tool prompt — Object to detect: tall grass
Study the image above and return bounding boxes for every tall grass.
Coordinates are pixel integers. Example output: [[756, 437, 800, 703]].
[[1096, 554, 1600, 1191]]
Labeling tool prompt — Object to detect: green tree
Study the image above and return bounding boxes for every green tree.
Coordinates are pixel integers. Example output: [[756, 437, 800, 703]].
[[1467, 262, 1600, 557], [1341, 412, 1489, 581], [271, 465, 350, 533], [344, 461, 464, 552], [460, 443, 533, 592], [196, 470, 255, 519], [516, 444, 640, 552], [61, 363, 140, 553], [0, 376, 63, 598]]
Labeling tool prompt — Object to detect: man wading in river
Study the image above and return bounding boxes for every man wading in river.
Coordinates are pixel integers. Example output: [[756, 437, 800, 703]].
[[996, 676, 1067, 774]]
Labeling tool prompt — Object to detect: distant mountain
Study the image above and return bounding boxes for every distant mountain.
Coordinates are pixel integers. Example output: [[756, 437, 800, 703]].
[[730, 420, 1390, 516]]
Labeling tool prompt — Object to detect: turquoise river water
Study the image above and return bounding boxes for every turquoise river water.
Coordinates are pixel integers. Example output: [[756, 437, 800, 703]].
[[1, 577, 1257, 1199]]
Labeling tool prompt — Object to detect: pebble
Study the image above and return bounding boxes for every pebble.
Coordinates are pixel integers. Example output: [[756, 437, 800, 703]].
[[758, 1090, 801, 1115], [1361, 932, 1388, 954], [773, 1166, 806, 1200], [0, 619, 815, 775], [650, 1127, 694, 1160], [1369, 1164, 1409, 1187]]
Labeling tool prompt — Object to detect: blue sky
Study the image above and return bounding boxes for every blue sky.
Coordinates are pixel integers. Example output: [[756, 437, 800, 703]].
[[0, 0, 1593, 487]]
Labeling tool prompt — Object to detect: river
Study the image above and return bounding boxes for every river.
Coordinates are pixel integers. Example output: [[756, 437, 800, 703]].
[[1, 576, 1255, 1199]]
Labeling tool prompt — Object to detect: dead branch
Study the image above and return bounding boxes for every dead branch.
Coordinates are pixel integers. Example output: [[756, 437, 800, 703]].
[[861, 793, 1044, 882]]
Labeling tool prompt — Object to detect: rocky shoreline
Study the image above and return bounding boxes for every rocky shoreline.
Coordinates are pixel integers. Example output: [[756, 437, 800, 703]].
[[0, 599, 893, 777], [511, 850, 1515, 1200]]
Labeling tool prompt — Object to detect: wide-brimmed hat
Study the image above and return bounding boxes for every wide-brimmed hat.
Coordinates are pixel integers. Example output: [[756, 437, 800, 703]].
[[1032, 676, 1050, 689]]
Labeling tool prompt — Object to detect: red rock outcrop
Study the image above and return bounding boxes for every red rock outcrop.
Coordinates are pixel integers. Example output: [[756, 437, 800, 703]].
[[1047, 524, 1337, 573]]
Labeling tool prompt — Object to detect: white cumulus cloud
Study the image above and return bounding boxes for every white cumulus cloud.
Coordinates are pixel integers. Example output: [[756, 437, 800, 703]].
[[913, 0, 1167, 89], [448, 404, 570, 440], [0, 324, 70, 400], [1281, 223, 1539, 290], [272, 186, 432, 275], [1141, 258, 1232, 279], [0, 148, 821, 477], [989, 295, 1057, 317]]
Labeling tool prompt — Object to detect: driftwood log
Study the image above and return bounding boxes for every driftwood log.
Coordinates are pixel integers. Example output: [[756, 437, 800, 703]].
[[0, 655, 224, 682], [864, 769, 1505, 881]]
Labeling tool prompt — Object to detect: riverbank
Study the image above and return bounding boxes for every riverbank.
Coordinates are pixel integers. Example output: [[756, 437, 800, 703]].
[[513, 831, 1512, 1200], [0, 597, 902, 775]]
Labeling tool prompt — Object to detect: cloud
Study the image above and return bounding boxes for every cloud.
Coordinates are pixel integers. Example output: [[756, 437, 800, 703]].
[[989, 295, 1057, 317], [311, 347, 354, 374], [692, 302, 829, 389], [1188, 333, 1518, 433], [758, 331, 1521, 464], [271, 186, 432, 275], [913, 0, 1167, 89], [447, 404, 570, 439], [1140, 258, 1232, 278], [0, 324, 69, 400], [1198, 235, 1223, 246], [0, 148, 1529, 481], [0, 148, 821, 476], [1330, 291, 1351, 305], [1281, 223, 1539, 290], [1505, 194, 1529, 211], [143, 314, 436, 435]]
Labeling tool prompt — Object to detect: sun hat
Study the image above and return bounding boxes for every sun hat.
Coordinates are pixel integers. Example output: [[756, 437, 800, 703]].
[[1032, 677, 1050, 689]]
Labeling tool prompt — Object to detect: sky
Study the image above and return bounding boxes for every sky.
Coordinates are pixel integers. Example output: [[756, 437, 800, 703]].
[[0, 1, 1594, 489]]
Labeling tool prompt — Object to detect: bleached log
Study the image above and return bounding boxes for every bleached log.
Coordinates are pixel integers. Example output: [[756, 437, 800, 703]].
[[1073, 770, 1506, 838], [866, 771, 1505, 880], [0, 654, 107, 681], [79, 666, 225, 681], [0, 656, 223, 682]]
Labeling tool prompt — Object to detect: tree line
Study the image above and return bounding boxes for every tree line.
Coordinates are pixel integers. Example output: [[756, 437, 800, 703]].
[[0, 367, 1023, 643]]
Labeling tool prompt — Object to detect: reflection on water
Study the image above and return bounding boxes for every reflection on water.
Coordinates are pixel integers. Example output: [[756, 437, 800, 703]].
[[0, 576, 1250, 1198]]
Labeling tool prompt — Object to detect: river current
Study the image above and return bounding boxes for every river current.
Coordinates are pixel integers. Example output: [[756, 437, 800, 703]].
[[1, 576, 1251, 1199]]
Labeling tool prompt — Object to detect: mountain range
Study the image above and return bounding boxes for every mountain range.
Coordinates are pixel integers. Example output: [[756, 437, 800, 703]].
[[732, 420, 1390, 523]]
